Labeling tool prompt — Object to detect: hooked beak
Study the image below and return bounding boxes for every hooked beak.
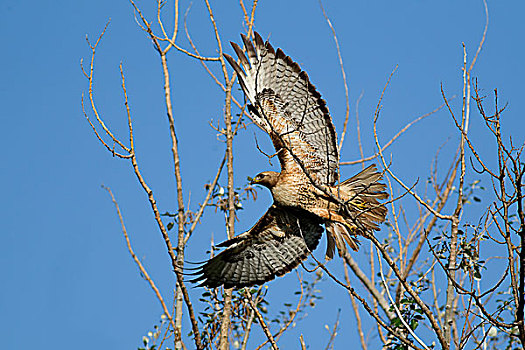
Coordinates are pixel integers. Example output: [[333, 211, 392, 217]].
[[250, 175, 262, 186]]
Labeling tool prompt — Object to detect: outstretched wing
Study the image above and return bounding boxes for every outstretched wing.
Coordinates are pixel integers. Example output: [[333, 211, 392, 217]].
[[224, 32, 339, 185], [191, 205, 323, 289]]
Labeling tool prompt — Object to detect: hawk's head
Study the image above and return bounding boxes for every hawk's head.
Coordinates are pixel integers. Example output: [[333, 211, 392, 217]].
[[251, 171, 279, 189]]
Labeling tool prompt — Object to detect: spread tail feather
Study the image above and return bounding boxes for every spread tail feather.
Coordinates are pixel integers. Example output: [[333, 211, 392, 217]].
[[340, 164, 388, 233], [325, 221, 359, 259]]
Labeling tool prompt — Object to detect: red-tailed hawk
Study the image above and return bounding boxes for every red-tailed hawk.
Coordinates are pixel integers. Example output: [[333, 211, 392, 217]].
[[191, 32, 388, 289]]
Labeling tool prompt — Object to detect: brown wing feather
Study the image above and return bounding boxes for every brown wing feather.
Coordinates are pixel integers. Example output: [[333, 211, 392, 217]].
[[225, 32, 339, 185], [191, 205, 323, 289]]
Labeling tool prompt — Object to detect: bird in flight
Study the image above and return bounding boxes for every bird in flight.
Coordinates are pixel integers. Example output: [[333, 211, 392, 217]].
[[191, 32, 388, 289]]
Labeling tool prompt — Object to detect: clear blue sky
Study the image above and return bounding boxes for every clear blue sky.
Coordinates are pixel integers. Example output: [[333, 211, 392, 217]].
[[1, 0, 523, 349]]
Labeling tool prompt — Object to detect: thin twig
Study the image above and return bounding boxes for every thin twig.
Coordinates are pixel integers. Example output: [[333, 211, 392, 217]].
[[323, 310, 341, 350], [246, 292, 279, 350], [342, 101, 447, 165], [376, 247, 431, 350], [309, 254, 424, 350], [103, 186, 178, 336], [317, 0, 350, 153], [254, 272, 306, 350], [184, 153, 226, 244], [343, 263, 367, 350]]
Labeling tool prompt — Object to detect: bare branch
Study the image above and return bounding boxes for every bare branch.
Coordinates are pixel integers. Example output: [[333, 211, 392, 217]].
[[343, 263, 367, 349], [344, 253, 394, 319], [309, 254, 424, 350], [246, 291, 279, 350], [317, 0, 350, 153], [376, 247, 431, 350], [323, 310, 341, 350], [103, 186, 178, 336], [184, 153, 226, 244]]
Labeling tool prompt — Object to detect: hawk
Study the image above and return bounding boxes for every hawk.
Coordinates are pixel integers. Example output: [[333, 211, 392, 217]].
[[191, 32, 388, 289]]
